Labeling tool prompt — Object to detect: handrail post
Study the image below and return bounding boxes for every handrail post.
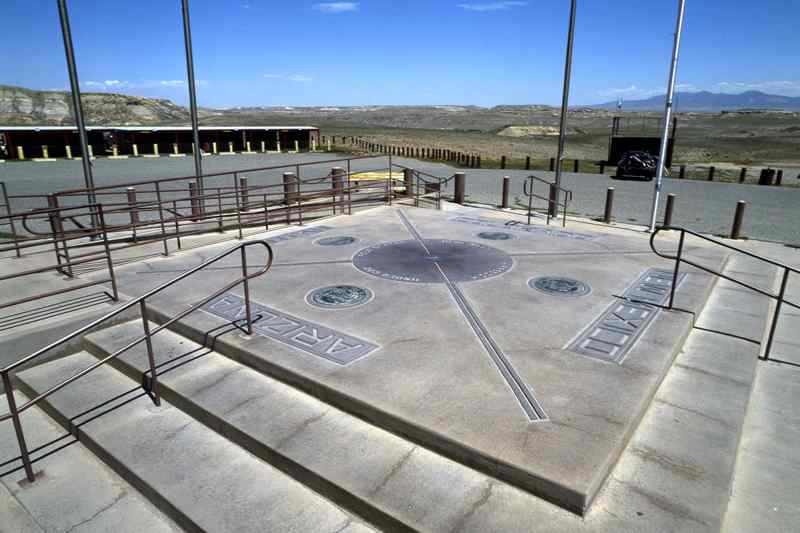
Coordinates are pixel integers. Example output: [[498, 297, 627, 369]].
[[98, 205, 119, 301], [233, 172, 243, 240], [1, 183, 21, 258], [217, 190, 223, 232], [763, 267, 789, 361], [139, 300, 160, 406], [2, 371, 35, 482], [154, 182, 169, 256], [669, 229, 685, 309], [172, 200, 182, 250], [240, 246, 254, 335]]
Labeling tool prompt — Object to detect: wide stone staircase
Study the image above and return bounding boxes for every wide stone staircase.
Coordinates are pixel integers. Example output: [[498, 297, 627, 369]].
[[1, 244, 783, 532]]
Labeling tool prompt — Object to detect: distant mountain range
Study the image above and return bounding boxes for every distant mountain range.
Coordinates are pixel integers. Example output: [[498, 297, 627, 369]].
[[594, 91, 800, 112]]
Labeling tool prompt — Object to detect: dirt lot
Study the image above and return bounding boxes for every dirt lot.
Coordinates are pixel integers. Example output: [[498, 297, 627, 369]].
[[207, 106, 800, 181]]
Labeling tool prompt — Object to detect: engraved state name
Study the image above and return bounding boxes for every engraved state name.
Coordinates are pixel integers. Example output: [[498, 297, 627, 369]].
[[202, 294, 379, 365]]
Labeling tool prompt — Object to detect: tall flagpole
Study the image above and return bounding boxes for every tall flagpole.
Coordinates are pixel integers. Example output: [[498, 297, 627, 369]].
[[649, 0, 686, 232], [57, 0, 98, 228], [181, 0, 203, 199], [553, 0, 576, 217]]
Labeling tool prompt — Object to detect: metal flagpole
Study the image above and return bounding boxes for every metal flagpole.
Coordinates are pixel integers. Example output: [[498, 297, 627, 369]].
[[649, 0, 686, 232], [181, 0, 203, 203], [553, 0, 576, 218], [57, 0, 98, 228]]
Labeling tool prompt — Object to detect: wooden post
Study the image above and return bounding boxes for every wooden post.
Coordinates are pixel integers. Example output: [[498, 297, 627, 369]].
[[525, 156, 530, 170], [500, 155, 506, 169], [454, 172, 466, 205], [663, 193, 676, 227], [731, 201, 747, 239], [189, 182, 200, 221], [603, 187, 614, 224], [599, 163, 605, 174], [679, 164, 685, 179], [476, 156, 481, 168], [549, 157, 555, 171], [776, 170, 783, 186], [501, 176, 510, 209], [283, 172, 298, 205], [573, 159, 579, 173], [240, 176, 249, 210], [404, 168, 414, 198], [127, 187, 139, 225], [331, 167, 345, 213], [707, 166, 715, 181], [739, 167, 747, 183]]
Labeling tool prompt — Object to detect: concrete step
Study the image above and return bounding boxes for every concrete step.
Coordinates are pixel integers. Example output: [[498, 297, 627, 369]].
[[13, 351, 376, 533], [83, 319, 523, 532], [1, 390, 181, 533], [601, 254, 773, 531]]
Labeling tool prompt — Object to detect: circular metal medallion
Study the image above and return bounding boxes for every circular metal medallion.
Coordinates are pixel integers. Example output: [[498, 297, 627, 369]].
[[316, 236, 357, 246], [353, 239, 513, 284], [529, 276, 591, 297], [478, 231, 513, 241], [307, 285, 373, 309]]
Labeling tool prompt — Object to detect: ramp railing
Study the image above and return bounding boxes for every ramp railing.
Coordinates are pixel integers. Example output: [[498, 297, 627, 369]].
[[650, 226, 799, 361], [0, 239, 273, 483], [523, 175, 572, 227]]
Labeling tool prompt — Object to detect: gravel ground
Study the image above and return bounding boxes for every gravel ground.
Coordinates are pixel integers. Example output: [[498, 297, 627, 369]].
[[0, 152, 797, 245]]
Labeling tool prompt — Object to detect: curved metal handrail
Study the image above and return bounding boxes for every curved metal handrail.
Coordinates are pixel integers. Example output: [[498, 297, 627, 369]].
[[1, 239, 273, 482], [523, 175, 572, 227], [650, 225, 798, 361]]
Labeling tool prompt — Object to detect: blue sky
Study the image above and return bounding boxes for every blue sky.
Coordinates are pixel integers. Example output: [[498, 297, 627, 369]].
[[1, 1, 798, 108]]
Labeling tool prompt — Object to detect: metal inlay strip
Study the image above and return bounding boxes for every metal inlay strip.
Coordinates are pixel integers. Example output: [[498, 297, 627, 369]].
[[398, 210, 547, 421]]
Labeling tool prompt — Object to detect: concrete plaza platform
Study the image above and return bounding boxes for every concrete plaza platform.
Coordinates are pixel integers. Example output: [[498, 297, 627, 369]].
[[96, 203, 727, 514]]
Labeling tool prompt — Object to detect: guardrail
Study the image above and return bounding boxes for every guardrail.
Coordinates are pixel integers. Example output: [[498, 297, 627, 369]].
[[523, 175, 573, 227], [0, 239, 274, 482], [650, 225, 799, 361]]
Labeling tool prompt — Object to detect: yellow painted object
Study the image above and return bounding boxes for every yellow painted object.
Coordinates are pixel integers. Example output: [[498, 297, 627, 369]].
[[65, 145, 72, 159], [112, 145, 118, 157], [173, 143, 179, 155], [132, 144, 139, 157], [260, 141, 265, 153], [349, 171, 406, 192], [212, 142, 218, 154], [228, 142, 234, 153], [42, 145, 49, 158], [294, 140, 300, 153], [88, 145, 95, 159], [143, 143, 159, 157], [17, 146, 25, 160], [276, 141, 281, 152]]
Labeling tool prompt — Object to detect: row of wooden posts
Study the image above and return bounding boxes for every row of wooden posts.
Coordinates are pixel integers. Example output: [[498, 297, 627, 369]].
[[12, 139, 317, 161], [348, 137, 796, 186], [482, 176, 751, 240]]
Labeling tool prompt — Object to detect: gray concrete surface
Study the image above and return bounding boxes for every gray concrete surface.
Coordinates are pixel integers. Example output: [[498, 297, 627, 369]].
[[1, 391, 181, 533], [14, 351, 376, 533], [1, 152, 797, 244], [89, 204, 727, 514], [722, 241, 800, 533]]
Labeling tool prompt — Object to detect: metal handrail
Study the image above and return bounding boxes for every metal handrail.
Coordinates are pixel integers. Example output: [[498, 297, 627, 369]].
[[1, 239, 273, 482], [523, 175, 572, 227], [650, 225, 798, 361], [53, 154, 384, 197]]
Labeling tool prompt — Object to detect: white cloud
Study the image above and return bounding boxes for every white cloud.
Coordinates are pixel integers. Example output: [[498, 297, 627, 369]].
[[596, 85, 662, 100], [313, 2, 358, 13], [713, 80, 800, 97], [264, 74, 314, 83], [82, 79, 198, 91], [458, 1, 527, 12]]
